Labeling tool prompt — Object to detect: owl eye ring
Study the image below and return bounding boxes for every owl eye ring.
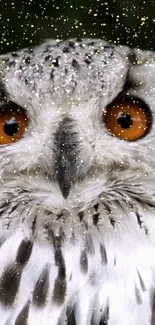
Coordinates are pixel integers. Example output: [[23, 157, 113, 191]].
[[0, 101, 28, 145], [103, 97, 152, 141]]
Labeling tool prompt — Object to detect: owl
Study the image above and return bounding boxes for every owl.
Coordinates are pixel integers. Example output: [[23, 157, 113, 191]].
[[0, 38, 155, 325]]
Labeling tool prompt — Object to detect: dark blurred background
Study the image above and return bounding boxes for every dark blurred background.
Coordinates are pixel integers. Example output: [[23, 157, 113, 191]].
[[0, 0, 155, 54]]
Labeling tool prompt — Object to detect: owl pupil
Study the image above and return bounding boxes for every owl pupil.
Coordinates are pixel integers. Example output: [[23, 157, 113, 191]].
[[3, 118, 19, 136], [117, 112, 133, 129]]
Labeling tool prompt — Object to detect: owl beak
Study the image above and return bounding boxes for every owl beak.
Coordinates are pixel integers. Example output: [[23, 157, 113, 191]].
[[57, 159, 71, 199], [56, 144, 75, 199], [55, 118, 78, 199]]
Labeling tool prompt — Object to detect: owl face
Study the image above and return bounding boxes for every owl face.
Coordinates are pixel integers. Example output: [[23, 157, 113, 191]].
[[0, 39, 155, 213]]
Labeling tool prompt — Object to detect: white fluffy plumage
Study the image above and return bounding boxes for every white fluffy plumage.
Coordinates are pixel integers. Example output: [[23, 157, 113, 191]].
[[0, 38, 155, 324]]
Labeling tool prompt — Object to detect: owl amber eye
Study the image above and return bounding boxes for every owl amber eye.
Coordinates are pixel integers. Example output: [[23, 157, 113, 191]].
[[104, 99, 151, 141], [0, 103, 28, 145]]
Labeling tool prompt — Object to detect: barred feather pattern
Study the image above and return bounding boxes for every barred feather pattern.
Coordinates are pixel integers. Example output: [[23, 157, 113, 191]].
[[0, 174, 154, 325]]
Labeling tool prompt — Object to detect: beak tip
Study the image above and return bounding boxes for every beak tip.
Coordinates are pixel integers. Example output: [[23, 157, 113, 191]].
[[60, 184, 70, 199]]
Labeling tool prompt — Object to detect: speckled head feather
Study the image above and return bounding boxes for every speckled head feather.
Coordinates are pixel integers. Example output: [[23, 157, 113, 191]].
[[0, 38, 155, 324]]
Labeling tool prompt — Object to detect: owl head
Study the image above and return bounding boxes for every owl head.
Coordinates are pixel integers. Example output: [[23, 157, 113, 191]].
[[0, 38, 154, 218]]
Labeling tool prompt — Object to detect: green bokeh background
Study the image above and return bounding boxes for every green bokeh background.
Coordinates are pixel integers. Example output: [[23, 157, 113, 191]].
[[0, 0, 155, 54]]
